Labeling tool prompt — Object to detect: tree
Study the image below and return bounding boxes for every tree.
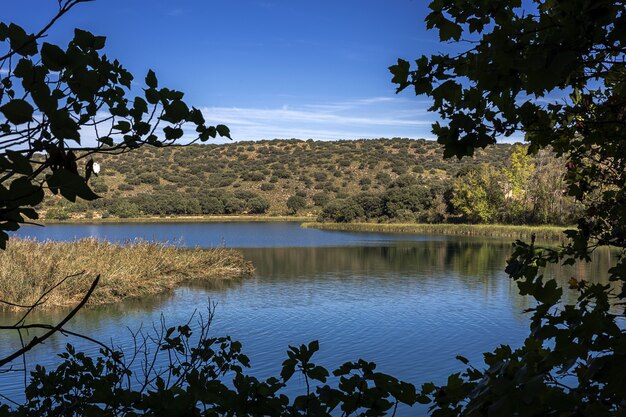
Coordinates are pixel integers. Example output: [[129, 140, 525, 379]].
[[318, 198, 365, 223], [286, 195, 307, 214], [0, 0, 231, 249], [248, 196, 270, 214], [391, 0, 626, 414], [503, 144, 535, 222], [450, 164, 504, 223], [505, 144, 534, 199], [528, 150, 581, 225], [354, 192, 385, 219]]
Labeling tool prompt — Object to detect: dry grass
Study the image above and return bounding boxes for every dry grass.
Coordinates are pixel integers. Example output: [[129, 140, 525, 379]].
[[0, 238, 254, 309]]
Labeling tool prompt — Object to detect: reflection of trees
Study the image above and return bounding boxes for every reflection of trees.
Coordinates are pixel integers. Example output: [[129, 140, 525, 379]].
[[244, 242, 492, 279], [242, 242, 613, 311]]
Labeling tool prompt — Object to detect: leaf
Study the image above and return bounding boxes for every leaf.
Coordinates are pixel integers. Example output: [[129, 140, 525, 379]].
[[455, 355, 470, 365], [133, 97, 148, 114], [216, 124, 231, 138], [49, 109, 80, 142], [20, 208, 38, 220], [163, 126, 183, 140], [437, 17, 462, 41], [389, 59, 411, 93], [92, 35, 106, 50], [6, 150, 33, 175], [73, 28, 105, 50], [113, 121, 131, 133], [0, 99, 34, 125], [46, 169, 99, 202], [145, 88, 159, 104], [280, 358, 296, 382], [7, 23, 37, 56], [308, 365, 329, 382], [145, 69, 158, 89], [163, 100, 189, 122], [188, 108, 205, 125], [40, 42, 67, 71]]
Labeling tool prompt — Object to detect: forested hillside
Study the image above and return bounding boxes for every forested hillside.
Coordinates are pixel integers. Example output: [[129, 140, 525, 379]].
[[42, 138, 579, 224]]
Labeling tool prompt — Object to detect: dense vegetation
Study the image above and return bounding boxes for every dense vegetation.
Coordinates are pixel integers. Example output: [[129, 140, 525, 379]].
[[43, 139, 579, 225]]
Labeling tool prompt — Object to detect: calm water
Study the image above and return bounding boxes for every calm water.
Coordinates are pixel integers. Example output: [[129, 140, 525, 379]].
[[2, 222, 612, 415]]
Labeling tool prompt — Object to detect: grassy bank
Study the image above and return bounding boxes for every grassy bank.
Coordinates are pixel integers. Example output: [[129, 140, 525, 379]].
[[0, 238, 254, 309], [41, 215, 312, 225], [302, 222, 569, 241]]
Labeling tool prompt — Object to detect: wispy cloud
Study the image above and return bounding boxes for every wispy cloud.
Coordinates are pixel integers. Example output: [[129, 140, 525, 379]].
[[200, 97, 435, 141], [53, 97, 435, 149]]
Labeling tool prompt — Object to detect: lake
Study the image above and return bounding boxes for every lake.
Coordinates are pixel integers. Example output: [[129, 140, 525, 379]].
[[2, 222, 611, 415]]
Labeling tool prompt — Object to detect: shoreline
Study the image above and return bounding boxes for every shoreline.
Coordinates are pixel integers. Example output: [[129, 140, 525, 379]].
[[36, 216, 569, 241], [302, 222, 569, 241], [38, 215, 312, 225]]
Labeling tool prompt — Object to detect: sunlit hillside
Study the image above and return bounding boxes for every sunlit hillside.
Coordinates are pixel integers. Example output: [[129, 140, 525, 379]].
[[42, 138, 515, 219]]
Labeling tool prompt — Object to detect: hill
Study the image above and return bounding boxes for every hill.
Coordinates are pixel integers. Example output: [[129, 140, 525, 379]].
[[42, 138, 517, 220]]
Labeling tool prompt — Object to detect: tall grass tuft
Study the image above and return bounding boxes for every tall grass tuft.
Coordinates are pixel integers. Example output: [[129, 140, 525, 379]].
[[0, 238, 254, 309], [302, 222, 569, 241]]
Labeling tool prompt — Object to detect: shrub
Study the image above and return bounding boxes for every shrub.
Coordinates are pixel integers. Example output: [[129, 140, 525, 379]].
[[312, 193, 330, 207], [199, 196, 224, 215], [318, 199, 365, 223], [375, 172, 392, 186], [45, 206, 70, 220], [241, 171, 265, 181], [234, 190, 258, 201], [90, 179, 109, 194], [222, 196, 245, 214], [338, 159, 351, 167], [109, 200, 141, 218], [137, 172, 160, 185], [286, 195, 307, 214], [354, 193, 385, 219], [248, 197, 270, 214], [383, 185, 431, 219]]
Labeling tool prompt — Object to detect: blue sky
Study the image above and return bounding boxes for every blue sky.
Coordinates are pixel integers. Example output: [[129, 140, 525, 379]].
[[4, 0, 446, 142]]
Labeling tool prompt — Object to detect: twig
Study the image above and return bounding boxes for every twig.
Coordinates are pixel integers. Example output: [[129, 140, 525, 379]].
[[0, 274, 100, 369]]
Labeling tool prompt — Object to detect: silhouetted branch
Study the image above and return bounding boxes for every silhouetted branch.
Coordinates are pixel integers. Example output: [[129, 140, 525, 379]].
[[0, 274, 99, 369]]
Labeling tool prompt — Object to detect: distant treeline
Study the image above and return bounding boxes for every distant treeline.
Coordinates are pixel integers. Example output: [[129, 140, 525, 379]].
[[41, 138, 579, 224]]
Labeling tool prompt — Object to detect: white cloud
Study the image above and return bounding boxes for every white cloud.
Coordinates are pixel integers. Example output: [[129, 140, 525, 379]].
[[199, 97, 435, 141]]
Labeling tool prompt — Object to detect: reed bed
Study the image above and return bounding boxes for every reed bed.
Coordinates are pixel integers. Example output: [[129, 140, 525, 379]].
[[302, 222, 569, 241], [0, 238, 254, 309]]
